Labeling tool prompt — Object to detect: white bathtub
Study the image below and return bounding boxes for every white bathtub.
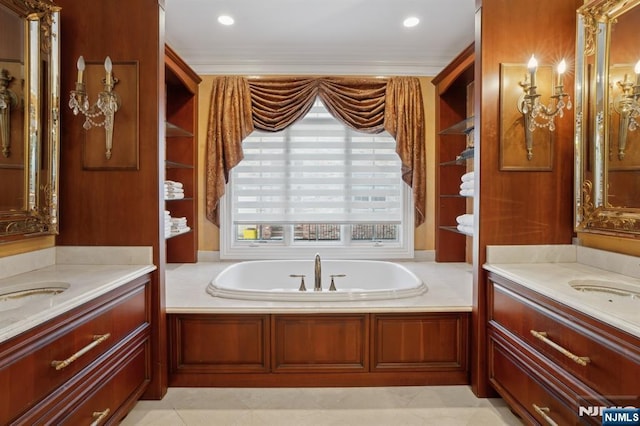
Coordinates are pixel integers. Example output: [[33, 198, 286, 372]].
[[206, 260, 427, 301]]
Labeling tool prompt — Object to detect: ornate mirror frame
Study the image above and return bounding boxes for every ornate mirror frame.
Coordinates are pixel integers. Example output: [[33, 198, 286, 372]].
[[575, 0, 640, 236], [0, 0, 60, 239]]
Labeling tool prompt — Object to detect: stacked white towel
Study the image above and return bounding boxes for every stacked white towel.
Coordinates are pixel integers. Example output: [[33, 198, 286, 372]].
[[164, 210, 172, 237], [170, 216, 190, 235], [165, 180, 185, 200], [459, 171, 475, 197], [456, 213, 474, 236]]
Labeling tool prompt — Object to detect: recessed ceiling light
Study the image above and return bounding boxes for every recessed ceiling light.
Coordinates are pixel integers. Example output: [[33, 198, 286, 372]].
[[218, 15, 234, 26], [403, 16, 420, 28]]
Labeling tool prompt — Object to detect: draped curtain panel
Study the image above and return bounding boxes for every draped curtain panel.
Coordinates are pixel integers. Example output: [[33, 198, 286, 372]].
[[205, 76, 426, 227]]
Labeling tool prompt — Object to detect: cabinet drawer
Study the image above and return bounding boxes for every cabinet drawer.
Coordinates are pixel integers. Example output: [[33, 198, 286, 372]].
[[489, 337, 579, 426], [53, 338, 149, 425], [489, 279, 640, 402], [0, 282, 149, 425]]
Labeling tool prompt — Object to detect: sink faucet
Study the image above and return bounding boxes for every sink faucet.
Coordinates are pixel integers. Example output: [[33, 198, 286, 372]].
[[314, 253, 322, 291]]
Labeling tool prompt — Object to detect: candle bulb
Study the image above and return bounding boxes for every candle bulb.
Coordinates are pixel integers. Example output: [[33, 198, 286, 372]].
[[76, 56, 85, 84], [557, 59, 566, 87], [105, 56, 112, 86], [634, 60, 640, 87], [527, 54, 538, 89]]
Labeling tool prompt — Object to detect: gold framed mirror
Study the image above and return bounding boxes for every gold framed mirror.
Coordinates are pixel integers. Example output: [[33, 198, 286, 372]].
[[575, 0, 640, 236], [0, 0, 60, 240]]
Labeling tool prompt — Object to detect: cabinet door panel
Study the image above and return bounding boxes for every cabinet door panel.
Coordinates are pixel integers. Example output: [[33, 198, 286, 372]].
[[272, 315, 368, 372], [169, 314, 270, 373], [371, 313, 468, 371]]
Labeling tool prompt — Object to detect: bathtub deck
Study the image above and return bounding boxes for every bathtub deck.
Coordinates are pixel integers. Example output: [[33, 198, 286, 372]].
[[165, 261, 472, 313]]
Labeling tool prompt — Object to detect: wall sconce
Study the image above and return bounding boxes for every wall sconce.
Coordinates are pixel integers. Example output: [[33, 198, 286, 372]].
[[0, 68, 18, 158], [68, 56, 120, 159], [518, 55, 571, 160], [612, 60, 640, 160]]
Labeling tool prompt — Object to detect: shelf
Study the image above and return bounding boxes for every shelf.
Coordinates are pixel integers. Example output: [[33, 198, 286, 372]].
[[440, 159, 468, 166], [439, 116, 474, 135], [165, 197, 194, 202], [457, 147, 474, 160], [165, 160, 194, 169], [440, 147, 475, 166], [165, 228, 192, 240], [440, 225, 474, 237], [166, 121, 193, 137], [440, 194, 465, 198]]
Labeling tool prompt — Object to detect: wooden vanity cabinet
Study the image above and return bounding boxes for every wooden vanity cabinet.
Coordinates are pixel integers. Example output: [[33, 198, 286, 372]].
[[487, 272, 640, 425], [0, 274, 151, 425]]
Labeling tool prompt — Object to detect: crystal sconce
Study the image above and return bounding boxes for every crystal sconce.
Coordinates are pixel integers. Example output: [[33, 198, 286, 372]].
[[518, 55, 571, 160], [0, 68, 18, 158], [69, 56, 120, 159], [612, 60, 640, 160]]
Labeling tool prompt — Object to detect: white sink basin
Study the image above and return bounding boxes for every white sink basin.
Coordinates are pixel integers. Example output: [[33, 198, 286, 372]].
[[0, 282, 70, 312], [568, 279, 640, 301]]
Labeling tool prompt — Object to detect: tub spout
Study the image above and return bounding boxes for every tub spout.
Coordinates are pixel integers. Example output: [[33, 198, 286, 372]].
[[314, 253, 322, 291]]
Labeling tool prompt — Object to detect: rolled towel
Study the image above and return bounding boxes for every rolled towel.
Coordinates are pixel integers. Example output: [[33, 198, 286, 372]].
[[456, 213, 474, 226], [165, 180, 184, 188], [461, 171, 475, 182], [171, 226, 191, 235], [457, 224, 474, 236], [460, 180, 474, 190], [165, 192, 185, 200], [459, 188, 474, 197]]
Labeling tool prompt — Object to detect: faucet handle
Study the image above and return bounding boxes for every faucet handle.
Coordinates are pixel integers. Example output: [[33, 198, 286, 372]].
[[329, 274, 346, 291], [290, 274, 307, 291]]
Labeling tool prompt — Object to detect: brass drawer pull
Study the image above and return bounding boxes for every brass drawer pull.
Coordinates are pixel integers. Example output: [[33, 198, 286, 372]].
[[532, 404, 558, 426], [51, 333, 111, 371], [90, 408, 110, 426], [530, 330, 590, 366]]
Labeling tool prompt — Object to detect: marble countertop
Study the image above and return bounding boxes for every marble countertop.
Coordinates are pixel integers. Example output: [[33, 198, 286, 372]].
[[484, 244, 640, 338], [0, 247, 156, 344], [166, 260, 473, 314]]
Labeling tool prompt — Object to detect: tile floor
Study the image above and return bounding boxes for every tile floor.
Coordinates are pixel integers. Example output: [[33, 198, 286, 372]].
[[121, 386, 523, 425]]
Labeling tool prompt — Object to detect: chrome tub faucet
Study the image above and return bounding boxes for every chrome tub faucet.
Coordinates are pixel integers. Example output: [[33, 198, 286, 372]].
[[314, 253, 322, 291]]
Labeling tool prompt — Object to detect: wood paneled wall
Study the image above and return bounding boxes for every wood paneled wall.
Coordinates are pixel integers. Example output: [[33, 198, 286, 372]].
[[472, 0, 583, 396], [55, 0, 167, 399]]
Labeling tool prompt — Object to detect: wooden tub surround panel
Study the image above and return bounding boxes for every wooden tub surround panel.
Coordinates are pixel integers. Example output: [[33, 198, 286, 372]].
[[372, 313, 468, 371], [169, 314, 270, 373], [168, 312, 470, 387], [273, 315, 369, 372]]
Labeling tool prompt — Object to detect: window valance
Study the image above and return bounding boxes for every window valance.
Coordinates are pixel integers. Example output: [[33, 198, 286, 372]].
[[205, 76, 426, 227]]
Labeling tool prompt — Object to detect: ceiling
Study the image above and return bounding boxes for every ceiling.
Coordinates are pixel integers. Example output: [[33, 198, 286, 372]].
[[164, 0, 475, 76]]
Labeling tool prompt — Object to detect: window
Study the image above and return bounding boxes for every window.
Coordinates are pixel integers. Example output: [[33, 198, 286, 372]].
[[220, 100, 413, 259]]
